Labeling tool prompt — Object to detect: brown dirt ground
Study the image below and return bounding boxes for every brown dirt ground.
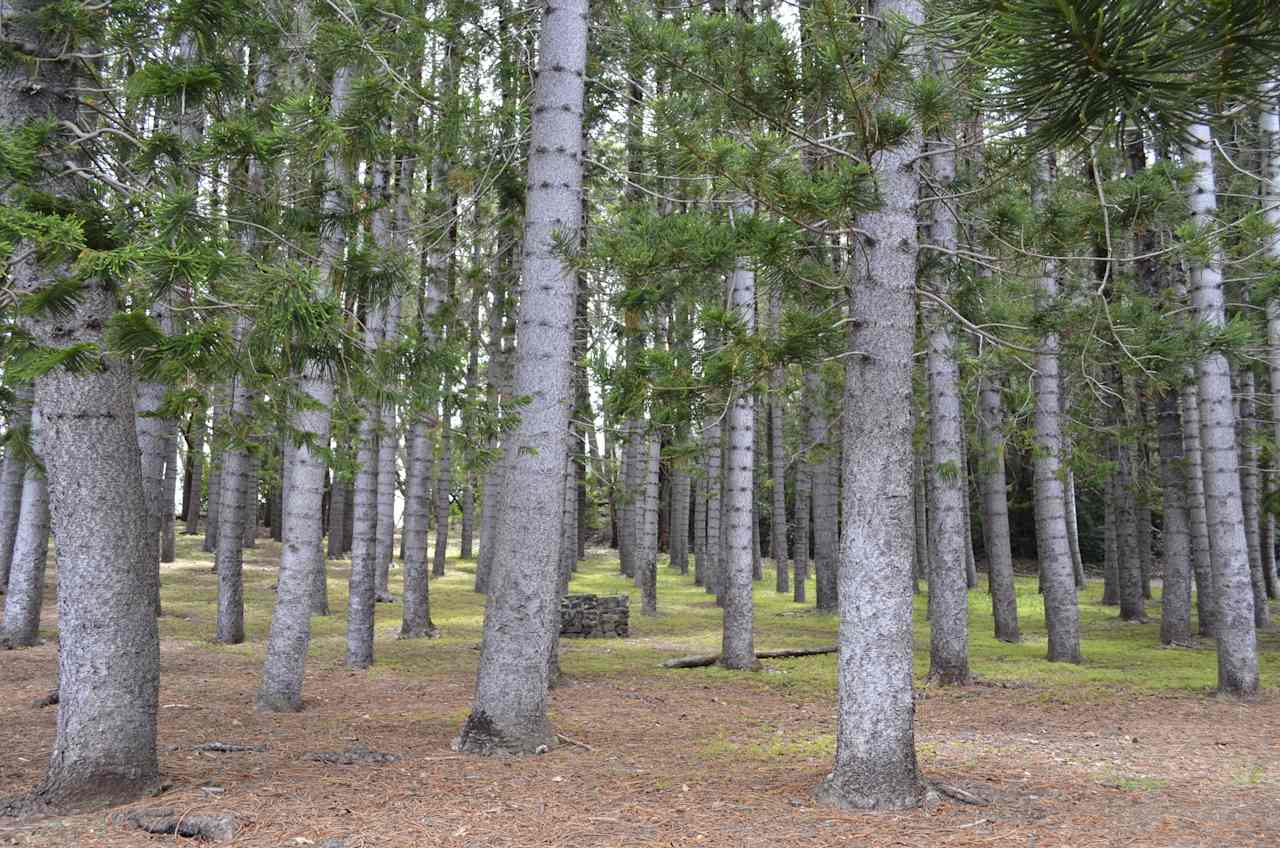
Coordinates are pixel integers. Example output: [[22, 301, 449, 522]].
[[2, 632, 1279, 848]]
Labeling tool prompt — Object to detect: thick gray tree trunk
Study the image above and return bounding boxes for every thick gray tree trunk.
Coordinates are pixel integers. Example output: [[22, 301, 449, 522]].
[[257, 63, 352, 713], [0, 405, 49, 648], [1102, 470, 1120, 606], [1185, 122, 1259, 695], [816, 0, 926, 810], [241, 447, 259, 549], [976, 376, 1020, 643], [1029, 147, 1081, 663], [327, 464, 347, 560], [347, 301, 385, 667], [1115, 434, 1146, 622], [721, 224, 757, 669], [2, 7, 159, 802], [0, 386, 33, 591], [455, 1, 586, 755]]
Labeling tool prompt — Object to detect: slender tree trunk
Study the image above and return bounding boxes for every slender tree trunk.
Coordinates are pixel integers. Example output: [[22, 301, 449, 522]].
[[400, 420, 436, 638], [670, 460, 691, 574], [1029, 147, 1081, 663], [693, 461, 707, 586], [347, 302, 385, 667], [977, 376, 1020, 642], [184, 406, 205, 535], [433, 410, 453, 577], [0, 386, 33, 591], [817, 1, 926, 809], [215, 318, 254, 645], [794, 440, 810, 604], [160, 426, 178, 563], [202, 393, 225, 554], [1064, 471, 1086, 588], [327, 464, 347, 560], [1102, 470, 1120, 605], [703, 419, 723, 598], [721, 222, 757, 668], [454, 2, 586, 754], [1236, 371, 1269, 627], [640, 433, 660, 615], [375, 298, 402, 601], [1116, 433, 1146, 622], [808, 372, 838, 613], [1157, 387, 1194, 645], [0, 406, 49, 648], [1184, 121, 1259, 695]]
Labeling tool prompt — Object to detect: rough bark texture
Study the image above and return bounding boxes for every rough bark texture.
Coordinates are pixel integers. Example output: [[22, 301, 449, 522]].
[[640, 433, 660, 616], [160, 427, 178, 563], [1185, 122, 1259, 696], [1157, 388, 1194, 645], [215, 319, 254, 645], [347, 303, 385, 668], [1115, 436, 1146, 622], [693, 463, 707, 586], [455, 1, 585, 755], [976, 377, 1019, 643], [670, 461, 691, 575], [923, 124, 970, 684], [702, 420, 723, 598], [1029, 147, 1081, 663], [807, 372, 838, 613], [720, 222, 758, 670], [1236, 371, 1269, 628], [375, 297, 401, 599], [433, 411, 453, 577], [815, 0, 926, 810], [2, 7, 160, 809], [793, 440, 811, 604]]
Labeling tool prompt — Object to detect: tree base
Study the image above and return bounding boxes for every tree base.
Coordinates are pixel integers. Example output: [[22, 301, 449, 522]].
[[452, 710, 555, 757], [397, 622, 439, 639], [814, 770, 925, 812], [256, 689, 304, 713]]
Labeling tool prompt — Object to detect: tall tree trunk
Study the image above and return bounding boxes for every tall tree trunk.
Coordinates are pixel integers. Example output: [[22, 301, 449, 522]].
[[454, 1, 586, 755], [817, 0, 926, 810], [670, 458, 691, 575], [202, 393, 225, 554], [1179, 373, 1213, 635], [702, 419, 723, 598], [1029, 146, 1081, 663], [1064, 470, 1086, 588], [257, 62, 352, 713], [375, 297, 402, 601], [693, 458, 708, 586], [793, 438, 811, 604], [160, 426, 178, 563], [640, 433, 660, 614], [215, 318, 254, 645], [347, 301, 385, 667], [1157, 388, 1194, 645], [808, 373, 838, 613], [1102, 470, 1121, 605], [976, 376, 1020, 643], [3, 4, 159, 801], [1184, 121, 1259, 695], [922, 113, 970, 684]]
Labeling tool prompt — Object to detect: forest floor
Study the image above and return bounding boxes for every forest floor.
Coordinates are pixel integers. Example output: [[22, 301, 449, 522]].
[[2, 537, 1280, 847]]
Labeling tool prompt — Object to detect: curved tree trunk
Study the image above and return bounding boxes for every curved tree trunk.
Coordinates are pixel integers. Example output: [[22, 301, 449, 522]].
[[977, 376, 1019, 643]]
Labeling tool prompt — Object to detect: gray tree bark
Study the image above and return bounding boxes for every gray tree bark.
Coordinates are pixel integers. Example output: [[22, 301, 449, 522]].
[[160, 426, 178, 562], [257, 62, 351, 713], [2, 5, 159, 801], [1029, 147, 1081, 663], [375, 296, 402, 601], [976, 376, 1020, 643], [808, 372, 838, 613], [1185, 122, 1260, 695], [214, 318, 254, 645], [721, 218, 758, 668], [693, 462, 708, 586], [401, 419, 437, 637], [793, 437, 811, 604], [433, 410, 453, 577], [1157, 388, 1194, 645], [0, 405, 49, 648], [640, 431, 660, 615], [347, 300, 385, 667], [455, 0, 586, 755], [1180, 381, 1215, 635], [815, 0, 926, 810], [183, 405, 205, 535], [0, 386, 33, 591], [1236, 371, 1269, 628], [702, 419, 723, 598]]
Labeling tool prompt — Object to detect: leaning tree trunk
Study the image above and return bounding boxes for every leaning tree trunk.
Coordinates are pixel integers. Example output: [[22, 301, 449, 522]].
[[0, 385, 33, 592], [2, 7, 159, 803], [1029, 146, 1081, 663], [257, 63, 352, 713], [815, 0, 926, 811], [976, 375, 1020, 643], [1185, 122, 1259, 696], [454, 1, 586, 756], [1263, 94, 1280, 608], [720, 228, 758, 672], [0, 405, 49, 649]]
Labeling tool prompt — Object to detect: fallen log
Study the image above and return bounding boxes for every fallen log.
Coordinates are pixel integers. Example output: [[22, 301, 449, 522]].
[[661, 645, 837, 669]]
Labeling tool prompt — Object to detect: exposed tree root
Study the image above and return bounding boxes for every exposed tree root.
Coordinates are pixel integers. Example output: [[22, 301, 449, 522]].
[[302, 745, 399, 765], [192, 742, 266, 754], [109, 807, 237, 842]]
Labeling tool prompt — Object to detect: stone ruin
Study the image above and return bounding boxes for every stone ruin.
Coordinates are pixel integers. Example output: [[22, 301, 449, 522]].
[[560, 593, 630, 638]]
